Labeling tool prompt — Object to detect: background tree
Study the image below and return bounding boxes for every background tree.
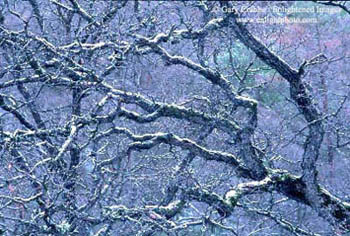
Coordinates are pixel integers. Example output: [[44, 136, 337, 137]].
[[0, 1, 350, 235]]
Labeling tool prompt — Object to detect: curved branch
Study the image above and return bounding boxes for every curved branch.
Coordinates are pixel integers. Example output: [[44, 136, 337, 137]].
[[94, 127, 255, 179], [223, 8, 350, 229]]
